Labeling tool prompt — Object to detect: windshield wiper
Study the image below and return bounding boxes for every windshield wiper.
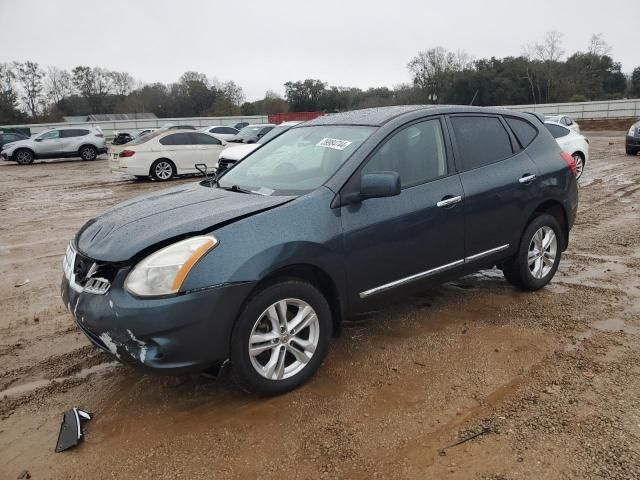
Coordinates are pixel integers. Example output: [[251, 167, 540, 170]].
[[219, 184, 254, 194]]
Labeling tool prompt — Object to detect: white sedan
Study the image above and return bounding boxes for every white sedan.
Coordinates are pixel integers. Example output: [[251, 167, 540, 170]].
[[544, 115, 580, 133], [199, 125, 239, 142], [544, 121, 589, 179], [108, 130, 225, 181]]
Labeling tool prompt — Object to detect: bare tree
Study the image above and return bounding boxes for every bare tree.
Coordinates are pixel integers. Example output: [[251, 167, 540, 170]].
[[110, 71, 134, 96], [45, 66, 74, 104], [588, 33, 612, 56], [14, 61, 45, 117], [533, 31, 565, 62], [407, 47, 470, 103]]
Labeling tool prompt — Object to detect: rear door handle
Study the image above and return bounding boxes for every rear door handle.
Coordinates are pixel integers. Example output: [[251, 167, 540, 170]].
[[519, 174, 537, 184], [437, 195, 462, 208]]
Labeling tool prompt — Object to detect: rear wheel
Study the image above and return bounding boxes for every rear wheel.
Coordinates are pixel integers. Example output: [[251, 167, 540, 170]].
[[502, 214, 562, 291], [79, 145, 97, 161], [230, 279, 332, 395], [572, 152, 585, 179], [14, 149, 34, 165], [626, 146, 638, 156], [150, 159, 176, 181]]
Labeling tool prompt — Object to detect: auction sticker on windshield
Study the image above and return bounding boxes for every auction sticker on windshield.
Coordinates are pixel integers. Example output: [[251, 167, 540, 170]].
[[316, 138, 352, 150]]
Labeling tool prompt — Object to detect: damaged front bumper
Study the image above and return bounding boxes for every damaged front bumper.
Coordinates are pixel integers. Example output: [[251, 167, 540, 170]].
[[61, 270, 255, 374]]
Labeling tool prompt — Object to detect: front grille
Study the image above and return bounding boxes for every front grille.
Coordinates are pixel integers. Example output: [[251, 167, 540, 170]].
[[217, 158, 236, 173], [63, 243, 112, 295]]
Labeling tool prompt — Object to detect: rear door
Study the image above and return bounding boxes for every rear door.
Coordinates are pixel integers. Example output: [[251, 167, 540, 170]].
[[156, 132, 196, 173], [341, 116, 465, 307], [447, 114, 540, 270]]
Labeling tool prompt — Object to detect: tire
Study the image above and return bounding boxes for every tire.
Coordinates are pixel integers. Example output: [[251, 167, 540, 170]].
[[626, 146, 638, 156], [572, 152, 585, 179], [79, 145, 97, 161], [14, 149, 34, 165], [502, 213, 562, 291], [230, 279, 332, 395], [150, 159, 176, 181]]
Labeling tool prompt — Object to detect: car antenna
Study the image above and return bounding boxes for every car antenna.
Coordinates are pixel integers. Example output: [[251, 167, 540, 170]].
[[469, 89, 479, 106], [195, 163, 219, 186]]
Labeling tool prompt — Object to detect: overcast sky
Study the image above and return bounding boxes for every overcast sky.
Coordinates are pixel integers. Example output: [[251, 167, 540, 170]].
[[0, 0, 636, 101]]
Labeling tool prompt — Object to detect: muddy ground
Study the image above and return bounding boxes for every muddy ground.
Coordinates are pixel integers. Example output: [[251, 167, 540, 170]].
[[0, 133, 639, 479]]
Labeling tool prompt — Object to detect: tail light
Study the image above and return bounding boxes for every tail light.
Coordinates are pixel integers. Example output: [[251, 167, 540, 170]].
[[561, 151, 577, 176], [119, 150, 135, 158]]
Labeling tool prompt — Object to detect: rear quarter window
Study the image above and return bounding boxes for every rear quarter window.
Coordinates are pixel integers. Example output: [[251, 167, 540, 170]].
[[450, 116, 514, 171], [505, 117, 538, 149], [545, 124, 570, 139]]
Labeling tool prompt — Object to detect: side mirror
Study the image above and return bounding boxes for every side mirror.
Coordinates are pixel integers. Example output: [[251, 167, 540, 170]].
[[360, 172, 401, 199]]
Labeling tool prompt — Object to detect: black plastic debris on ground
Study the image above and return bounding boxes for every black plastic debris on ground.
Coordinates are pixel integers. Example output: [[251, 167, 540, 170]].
[[55, 407, 92, 453]]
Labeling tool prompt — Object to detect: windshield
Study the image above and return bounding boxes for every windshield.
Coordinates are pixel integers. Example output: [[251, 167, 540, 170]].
[[217, 125, 374, 196], [236, 126, 265, 138]]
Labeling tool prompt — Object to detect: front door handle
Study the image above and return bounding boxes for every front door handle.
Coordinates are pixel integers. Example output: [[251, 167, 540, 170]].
[[437, 195, 462, 208], [519, 174, 537, 184]]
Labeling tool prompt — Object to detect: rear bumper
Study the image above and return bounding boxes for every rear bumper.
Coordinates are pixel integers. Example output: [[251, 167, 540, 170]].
[[62, 272, 256, 374]]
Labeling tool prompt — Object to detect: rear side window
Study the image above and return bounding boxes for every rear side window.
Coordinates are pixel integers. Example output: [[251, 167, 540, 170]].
[[363, 118, 448, 188], [545, 124, 570, 139], [450, 116, 514, 171], [61, 129, 90, 138], [160, 133, 193, 145], [191, 133, 221, 145], [505, 117, 538, 149]]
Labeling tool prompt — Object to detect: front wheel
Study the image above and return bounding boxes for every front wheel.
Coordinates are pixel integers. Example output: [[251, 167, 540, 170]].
[[626, 146, 638, 156], [80, 145, 97, 161], [502, 214, 562, 291], [230, 280, 332, 395], [14, 149, 34, 165]]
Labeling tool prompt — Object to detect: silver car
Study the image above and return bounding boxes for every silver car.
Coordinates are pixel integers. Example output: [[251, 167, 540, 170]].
[[1, 126, 107, 165]]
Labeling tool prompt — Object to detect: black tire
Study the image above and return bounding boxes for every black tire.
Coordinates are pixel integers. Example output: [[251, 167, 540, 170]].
[[626, 146, 638, 156], [230, 279, 332, 395], [502, 214, 562, 291], [79, 145, 97, 161], [14, 149, 34, 165], [150, 159, 176, 181]]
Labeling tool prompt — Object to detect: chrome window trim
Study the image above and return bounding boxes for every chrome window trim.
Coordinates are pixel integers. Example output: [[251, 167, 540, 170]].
[[359, 244, 509, 299]]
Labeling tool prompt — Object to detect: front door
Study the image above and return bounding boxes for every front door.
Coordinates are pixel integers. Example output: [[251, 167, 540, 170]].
[[34, 130, 67, 156], [341, 117, 465, 309]]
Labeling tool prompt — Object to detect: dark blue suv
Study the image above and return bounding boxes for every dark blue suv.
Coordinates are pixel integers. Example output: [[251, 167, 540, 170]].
[[62, 106, 578, 394]]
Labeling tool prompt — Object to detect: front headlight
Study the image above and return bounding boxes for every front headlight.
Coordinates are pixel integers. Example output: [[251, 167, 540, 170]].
[[125, 236, 218, 297], [629, 125, 637, 136]]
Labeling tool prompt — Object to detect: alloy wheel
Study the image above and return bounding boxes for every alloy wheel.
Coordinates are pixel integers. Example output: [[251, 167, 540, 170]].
[[16, 150, 32, 164], [572, 154, 584, 178], [81, 147, 96, 160], [154, 161, 173, 180], [527, 226, 557, 279], [248, 298, 320, 380]]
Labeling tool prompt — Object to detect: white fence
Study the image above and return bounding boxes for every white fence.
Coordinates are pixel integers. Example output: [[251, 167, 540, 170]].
[[499, 99, 640, 120], [0, 115, 269, 138]]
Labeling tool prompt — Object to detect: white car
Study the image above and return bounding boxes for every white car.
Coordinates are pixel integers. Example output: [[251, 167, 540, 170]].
[[199, 125, 239, 142], [544, 121, 589, 179], [216, 121, 301, 173], [544, 115, 580, 133], [108, 130, 225, 181]]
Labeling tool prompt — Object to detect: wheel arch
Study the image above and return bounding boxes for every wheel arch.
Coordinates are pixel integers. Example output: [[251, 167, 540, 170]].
[[250, 263, 344, 337], [14, 146, 36, 157], [526, 200, 569, 250]]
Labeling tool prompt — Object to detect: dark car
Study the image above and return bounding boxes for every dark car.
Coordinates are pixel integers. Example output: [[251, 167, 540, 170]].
[[111, 132, 135, 145], [0, 132, 28, 150], [61, 106, 578, 395], [626, 121, 640, 155], [234, 121, 249, 130], [227, 124, 275, 144]]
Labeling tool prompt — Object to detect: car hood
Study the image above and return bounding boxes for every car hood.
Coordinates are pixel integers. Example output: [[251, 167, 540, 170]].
[[1, 139, 30, 151], [219, 143, 260, 161], [75, 182, 295, 262]]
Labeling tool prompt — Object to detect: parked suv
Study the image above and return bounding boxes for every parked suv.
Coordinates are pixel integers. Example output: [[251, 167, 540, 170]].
[[626, 120, 640, 155], [1, 127, 106, 165], [62, 106, 578, 395]]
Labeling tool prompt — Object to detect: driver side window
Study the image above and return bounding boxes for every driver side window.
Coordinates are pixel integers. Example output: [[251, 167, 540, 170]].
[[39, 130, 60, 140], [363, 118, 448, 188]]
